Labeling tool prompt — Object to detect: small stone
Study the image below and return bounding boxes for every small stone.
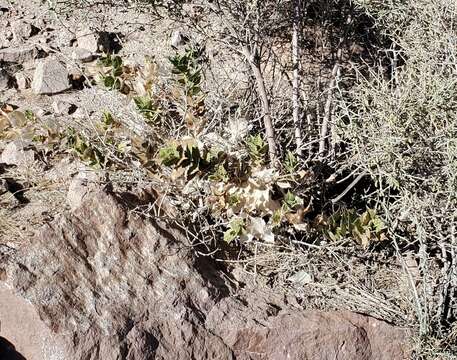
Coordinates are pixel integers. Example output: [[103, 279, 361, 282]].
[[37, 36, 49, 44], [14, 71, 29, 90], [0, 38, 10, 49], [67, 65, 83, 81], [11, 20, 38, 42], [0, 30, 12, 48], [52, 100, 75, 115], [36, 109, 47, 117], [0, 140, 35, 166], [0, 1, 9, 11], [171, 30, 189, 48], [71, 47, 93, 63], [76, 28, 99, 53], [22, 60, 36, 71], [0, 46, 37, 63], [31, 58, 71, 95], [49, 29, 75, 49], [0, 179, 8, 194], [0, 191, 20, 209], [71, 107, 85, 119]]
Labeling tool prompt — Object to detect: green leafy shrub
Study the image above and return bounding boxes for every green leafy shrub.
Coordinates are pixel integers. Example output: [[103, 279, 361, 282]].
[[169, 46, 204, 96], [159, 143, 182, 166], [282, 191, 303, 212], [246, 134, 268, 166], [98, 54, 125, 91], [323, 208, 386, 247], [338, 0, 457, 349], [65, 128, 106, 168], [133, 96, 161, 123], [224, 218, 246, 243], [284, 150, 299, 174]]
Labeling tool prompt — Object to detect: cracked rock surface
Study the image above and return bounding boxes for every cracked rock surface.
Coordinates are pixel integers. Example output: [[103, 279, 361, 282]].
[[0, 186, 411, 360]]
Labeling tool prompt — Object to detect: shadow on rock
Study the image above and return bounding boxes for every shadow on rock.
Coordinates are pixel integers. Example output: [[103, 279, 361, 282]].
[[0, 337, 27, 360]]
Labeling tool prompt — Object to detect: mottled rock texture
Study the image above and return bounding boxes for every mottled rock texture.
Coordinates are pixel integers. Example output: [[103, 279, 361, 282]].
[[0, 186, 411, 360], [31, 58, 70, 95]]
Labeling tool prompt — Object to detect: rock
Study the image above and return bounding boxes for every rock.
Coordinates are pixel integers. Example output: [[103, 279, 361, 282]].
[[11, 20, 39, 42], [71, 47, 94, 62], [0, 0, 9, 11], [67, 65, 83, 82], [0, 191, 20, 209], [14, 71, 29, 90], [0, 140, 35, 166], [0, 29, 12, 48], [0, 282, 67, 360], [209, 309, 411, 360], [66, 171, 100, 211], [0, 186, 412, 360], [171, 30, 189, 48], [76, 28, 118, 54], [54, 29, 76, 48], [76, 28, 99, 53], [71, 107, 86, 119], [3, 187, 233, 359], [31, 58, 71, 95], [0, 68, 10, 90], [37, 34, 50, 44], [0, 178, 8, 194], [52, 99, 75, 115], [0, 45, 37, 63], [36, 108, 48, 118]]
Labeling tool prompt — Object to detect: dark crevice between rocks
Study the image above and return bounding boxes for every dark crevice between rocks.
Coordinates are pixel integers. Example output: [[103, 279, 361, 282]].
[[193, 255, 232, 300], [3, 178, 29, 205], [0, 337, 27, 360], [99, 32, 123, 54]]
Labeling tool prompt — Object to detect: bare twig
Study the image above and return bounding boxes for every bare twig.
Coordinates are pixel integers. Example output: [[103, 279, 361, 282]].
[[292, 0, 303, 157], [242, 45, 278, 165]]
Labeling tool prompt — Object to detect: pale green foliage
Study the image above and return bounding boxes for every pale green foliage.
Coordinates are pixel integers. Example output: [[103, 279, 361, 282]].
[[224, 218, 245, 243], [324, 208, 386, 247], [338, 0, 457, 233], [159, 143, 181, 166], [284, 150, 299, 174], [208, 163, 229, 182], [65, 128, 106, 168], [133, 96, 161, 123], [24, 109, 37, 122], [169, 46, 204, 97], [246, 134, 268, 166], [99, 54, 124, 90], [282, 191, 303, 212], [101, 111, 115, 127]]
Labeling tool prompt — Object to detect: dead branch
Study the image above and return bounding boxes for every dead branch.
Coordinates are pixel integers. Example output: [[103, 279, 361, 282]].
[[292, 0, 303, 157]]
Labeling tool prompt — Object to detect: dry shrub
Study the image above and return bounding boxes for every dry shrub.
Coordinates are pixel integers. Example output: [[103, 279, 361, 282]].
[[337, 0, 457, 356]]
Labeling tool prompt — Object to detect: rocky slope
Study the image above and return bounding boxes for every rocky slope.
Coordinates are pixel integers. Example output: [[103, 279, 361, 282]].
[[0, 1, 414, 359]]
